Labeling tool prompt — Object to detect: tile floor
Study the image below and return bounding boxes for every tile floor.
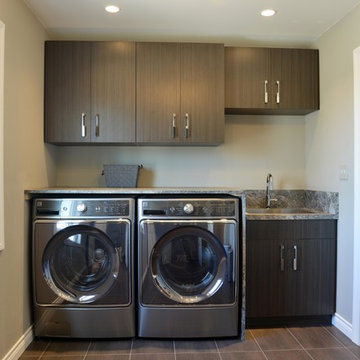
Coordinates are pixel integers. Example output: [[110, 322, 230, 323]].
[[20, 325, 360, 360]]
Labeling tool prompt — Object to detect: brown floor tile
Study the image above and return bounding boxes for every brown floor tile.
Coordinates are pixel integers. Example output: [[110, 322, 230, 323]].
[[87, 340, 132, 354], [19, 356, 39, 360], [176, 353, 221, 360], [131, 339, 174, 354], [21, 339, 49, 357], [264, 350, 312, 360], [348, 346, 360, 359], [307, 348, 358, 360], [322, 326, 356, 347], [220, 352, 266, 360], [216, 331, 260, 352], [131, 355, 174, 360], [250, 328, 302, 351], [41, 357, 84, 360], [175, 340, 217, 353], [288, 326, 343, 349], [86, 355, 129, 360], [43, 340, 90, 356]]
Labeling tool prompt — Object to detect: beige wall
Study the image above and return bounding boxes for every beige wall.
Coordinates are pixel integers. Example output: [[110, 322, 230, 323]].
[[306, 4, 360, 324], [0, 0, 57, 358], [57, 116, 306, 189]]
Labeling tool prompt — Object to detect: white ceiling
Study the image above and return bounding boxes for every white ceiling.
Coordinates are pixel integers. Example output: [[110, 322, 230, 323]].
[[24, 0, 360, 46]]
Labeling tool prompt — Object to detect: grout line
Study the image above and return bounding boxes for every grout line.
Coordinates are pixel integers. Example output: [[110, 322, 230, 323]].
[[82, 341, 91, 360], [321, 325, 353, 347], [214, 339, 223, 360], [173, 339, 176, 360], [248, 329, 269, 360], [129, 338, 134, 360], [38, 341, 51, 360], [285, 327, 316, 360]]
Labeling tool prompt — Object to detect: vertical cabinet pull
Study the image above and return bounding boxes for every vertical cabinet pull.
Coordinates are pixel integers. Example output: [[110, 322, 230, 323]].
[[185, 113, 190, 138], [264, 80, 269, 104], [280, 245, 285, 271], [293, 245, 298, 271], [172, 113, 176, 138], [81, 113, 86, 138], [95, 114, 100, 137], [276, 81, 280, 104]]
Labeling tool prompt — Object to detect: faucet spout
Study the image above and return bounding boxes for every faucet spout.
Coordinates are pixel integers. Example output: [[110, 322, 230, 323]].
[[266, 173, 274, 208]]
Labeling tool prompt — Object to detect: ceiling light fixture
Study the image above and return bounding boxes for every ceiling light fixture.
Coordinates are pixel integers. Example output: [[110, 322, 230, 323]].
[[261, 9, 277, 17], [105, 5, 120, 13]]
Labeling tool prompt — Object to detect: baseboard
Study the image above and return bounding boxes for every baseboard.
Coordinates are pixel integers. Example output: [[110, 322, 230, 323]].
[[3, 326, 34, 360], [332, 312, 353, 339]]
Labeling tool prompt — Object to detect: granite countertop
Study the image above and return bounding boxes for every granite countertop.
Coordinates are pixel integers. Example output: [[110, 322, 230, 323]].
[[25, 187, 338, 220], [245, 190, 339, 220], [25, 186, 244, 196]]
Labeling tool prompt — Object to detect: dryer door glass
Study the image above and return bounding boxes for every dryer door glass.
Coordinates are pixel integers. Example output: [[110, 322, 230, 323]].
[[42, 225, 120, 304], [151, 226, 227, 304]]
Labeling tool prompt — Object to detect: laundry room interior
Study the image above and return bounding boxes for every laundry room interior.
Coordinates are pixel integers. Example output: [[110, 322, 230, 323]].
[[1, 0, 360, 360]]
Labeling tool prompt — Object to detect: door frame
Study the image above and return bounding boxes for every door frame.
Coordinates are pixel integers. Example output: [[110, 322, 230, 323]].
[[352, 46, 360, 345]]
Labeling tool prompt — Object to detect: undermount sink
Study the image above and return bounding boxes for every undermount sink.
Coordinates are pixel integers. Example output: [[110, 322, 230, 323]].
[[246, 208, 316, 215]]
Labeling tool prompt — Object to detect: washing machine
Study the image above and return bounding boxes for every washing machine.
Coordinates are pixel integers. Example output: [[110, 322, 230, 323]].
[[137, 197, 240, 338], [32, 198, 135, 338]]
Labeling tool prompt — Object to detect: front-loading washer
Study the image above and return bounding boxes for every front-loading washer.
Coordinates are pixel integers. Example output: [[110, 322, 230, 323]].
[[32, 198, 135, 338], [137, 197, 240, 338]]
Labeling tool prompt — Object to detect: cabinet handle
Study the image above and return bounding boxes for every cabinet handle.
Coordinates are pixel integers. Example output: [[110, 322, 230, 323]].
[[280, 244, 285, 271], [185, 113, 190, 138], [293, 245, 298, 271], [95, 114, 100, 137], [172, 113, 176, 138], [81, 113, 86, 138], [276, 81, 280, 104], [264, 80, 269, 104]]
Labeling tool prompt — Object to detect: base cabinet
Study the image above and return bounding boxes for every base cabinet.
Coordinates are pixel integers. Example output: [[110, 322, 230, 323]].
[[246, 220, 336, 321]]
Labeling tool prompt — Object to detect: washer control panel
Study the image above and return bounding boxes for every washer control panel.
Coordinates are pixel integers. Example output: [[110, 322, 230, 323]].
[[140, 198, 238, 218], [34, 198, 133, 218]]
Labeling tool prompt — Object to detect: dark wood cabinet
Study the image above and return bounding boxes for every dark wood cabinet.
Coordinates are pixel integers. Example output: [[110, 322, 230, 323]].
[[136, 42, 224, 145], [45, 41, 135, 144], [246, 220, 336, 321], [225, 47, 319, 115]]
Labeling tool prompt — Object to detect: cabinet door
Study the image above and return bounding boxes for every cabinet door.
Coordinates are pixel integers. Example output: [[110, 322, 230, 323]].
[[45, 42, 91, 143], [225, 47, 271, 113], [91, 42, 135, 143], [271, 49, 319, 113], [286, 221, 336, 316], [181, 43, 225, 144], [136, 42, 181, 144], [246, 221, 288, 317]]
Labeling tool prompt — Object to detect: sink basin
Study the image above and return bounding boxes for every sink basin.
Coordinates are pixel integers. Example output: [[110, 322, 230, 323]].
[[246, 208, 316, 215]]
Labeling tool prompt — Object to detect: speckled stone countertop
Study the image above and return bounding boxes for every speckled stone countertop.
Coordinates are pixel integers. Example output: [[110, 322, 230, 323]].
[[25, 186, 244, 197], [245, 190, 338, 220]]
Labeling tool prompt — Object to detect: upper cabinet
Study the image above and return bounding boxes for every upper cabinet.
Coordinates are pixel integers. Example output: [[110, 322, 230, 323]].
[[225, 47, 319, 115], [136, 42, 225, 145], [45, 41, 135, 144]]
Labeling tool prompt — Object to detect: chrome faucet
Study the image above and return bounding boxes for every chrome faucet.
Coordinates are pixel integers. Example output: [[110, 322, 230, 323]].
[[266, 173, 277, 208]]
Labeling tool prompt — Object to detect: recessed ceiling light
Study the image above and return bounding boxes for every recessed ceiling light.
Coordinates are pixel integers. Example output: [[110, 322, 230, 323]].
[[261, 9, 277, 17], [105, 5, 120, 13]]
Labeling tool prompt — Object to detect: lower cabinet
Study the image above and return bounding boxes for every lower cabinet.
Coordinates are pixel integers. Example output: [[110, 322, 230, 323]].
[[246, 220, 336, 322]]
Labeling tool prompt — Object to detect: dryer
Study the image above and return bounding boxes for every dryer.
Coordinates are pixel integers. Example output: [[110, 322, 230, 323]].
[[32, 198, 135, 338], [137, 197, 240, 338]]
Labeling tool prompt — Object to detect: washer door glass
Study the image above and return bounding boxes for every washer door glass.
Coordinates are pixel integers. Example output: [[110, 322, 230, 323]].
[[151, 226, 227, 304], [42, 225, 119, 304]]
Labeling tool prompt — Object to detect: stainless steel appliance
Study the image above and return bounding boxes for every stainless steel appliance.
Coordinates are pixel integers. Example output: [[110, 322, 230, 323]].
[[137, 197, 240, 338], [32, 198, 135, 338]]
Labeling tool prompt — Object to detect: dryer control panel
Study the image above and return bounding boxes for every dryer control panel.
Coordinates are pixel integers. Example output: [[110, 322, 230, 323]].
[[139, 198, 238, 219], [34, 198, 133, 218]]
